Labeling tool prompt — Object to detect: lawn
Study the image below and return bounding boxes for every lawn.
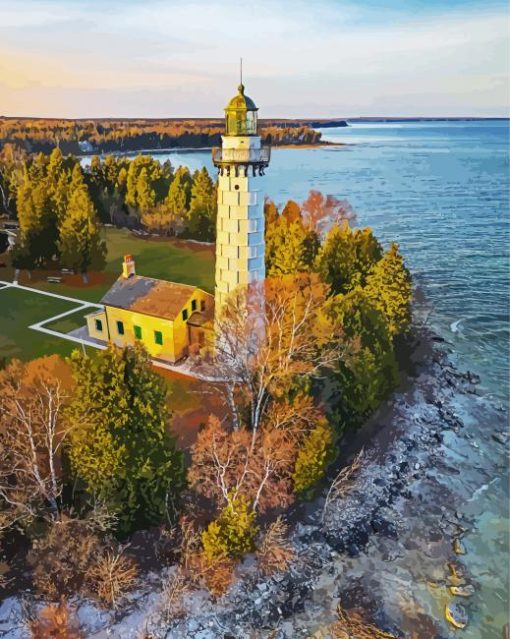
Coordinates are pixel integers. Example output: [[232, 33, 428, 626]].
[[0, 227, 215, 304], [0, 287, 94, 362]]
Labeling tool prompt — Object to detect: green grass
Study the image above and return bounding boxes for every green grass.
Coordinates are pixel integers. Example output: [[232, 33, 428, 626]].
[[45, 307, 92, 334], [0, 287, 94, 362], [0, 228, 215, 364], [0, 228, 215, 304]]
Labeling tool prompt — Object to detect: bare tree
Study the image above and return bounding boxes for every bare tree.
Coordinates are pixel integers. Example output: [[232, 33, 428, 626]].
[[0, 360, 72, 529]]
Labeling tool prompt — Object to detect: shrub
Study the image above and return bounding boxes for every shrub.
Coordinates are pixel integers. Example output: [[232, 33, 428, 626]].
[[293, 419, 335, 494], [256, 517, 294, 576], [85, 547, 138, 609], [201, 497, 258, 562], [28, 599, 84, 639]]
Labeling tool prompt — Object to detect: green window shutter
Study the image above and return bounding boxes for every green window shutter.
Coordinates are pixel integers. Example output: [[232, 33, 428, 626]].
[[191, 299, 197, 311], [95, 319, 103, 332], [182, 309, 188, 321], [116, 321, 124, 335], [154, 330, 163, 345], [134, 325, 142, 339]]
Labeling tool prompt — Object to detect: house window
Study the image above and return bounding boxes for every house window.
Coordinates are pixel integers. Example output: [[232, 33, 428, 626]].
[[134, 325, 142, 340], [182, 309, 188, 321], [191, 299, 197, 312], [116, 320, 124, 335], [95, 318, 103, 332], [154, 330, 163, 345], [200, 300, 206, 312]]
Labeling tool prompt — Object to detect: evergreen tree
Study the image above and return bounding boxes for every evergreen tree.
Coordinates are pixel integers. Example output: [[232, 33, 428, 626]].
[[265, 217, 319, 276], [328, 288, 398, 419], [136, 167, 156, 214], [201, 496, 258, 561], [264, 197, 279, 234], [292, 419, 334, 494], [364, 242, 412, 337], [187, 167, 216, 240], [165, 165, 191, 223], [315, 224, 382, 295], [66, 344, 185, 535], [57, 164, 106, 282], [281, 199, 301, 223]]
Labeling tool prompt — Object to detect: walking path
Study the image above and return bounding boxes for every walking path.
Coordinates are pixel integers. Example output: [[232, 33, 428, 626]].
[[0, 280, 218, 380]]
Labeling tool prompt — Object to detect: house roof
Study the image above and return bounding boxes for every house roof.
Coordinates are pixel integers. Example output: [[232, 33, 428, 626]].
[[101, 275, 211, 321]]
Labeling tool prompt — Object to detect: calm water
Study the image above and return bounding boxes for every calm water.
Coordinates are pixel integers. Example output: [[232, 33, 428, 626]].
[[84, 121, 510, 636]]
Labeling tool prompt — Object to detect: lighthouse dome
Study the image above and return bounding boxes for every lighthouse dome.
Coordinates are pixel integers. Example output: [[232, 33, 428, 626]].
[[224, 84, 258, 136], [225, 84, 258, 111]]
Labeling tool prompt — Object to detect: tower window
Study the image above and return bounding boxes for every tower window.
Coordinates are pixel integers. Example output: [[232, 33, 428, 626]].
[[95, 319, 103, 332], [116, 320, 124, 336], [154, 330, 163, 345], [234, 184, 240, 191], [134, 325, 142, 339]]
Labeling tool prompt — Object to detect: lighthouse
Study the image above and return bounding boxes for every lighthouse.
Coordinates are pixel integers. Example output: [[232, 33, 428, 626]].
[[212, 74, 271, 318]]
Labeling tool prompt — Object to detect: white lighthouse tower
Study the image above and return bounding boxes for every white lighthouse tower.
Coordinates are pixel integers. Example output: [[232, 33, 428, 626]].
[[212, 71, 271, 318]]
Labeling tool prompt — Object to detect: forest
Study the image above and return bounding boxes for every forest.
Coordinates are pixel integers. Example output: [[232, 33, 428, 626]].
[[0, 154, 412, 634], [0, 117, 324, 155]]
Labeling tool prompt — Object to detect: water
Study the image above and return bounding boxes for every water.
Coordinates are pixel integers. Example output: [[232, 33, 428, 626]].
[[83, 120, 510, 635]]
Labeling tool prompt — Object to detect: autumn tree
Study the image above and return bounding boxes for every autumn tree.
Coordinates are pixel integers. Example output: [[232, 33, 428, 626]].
[[364, 242, 412, 337], [186, 167, 216, 240], [301, 189, 356, 236], [315, 224, 382, 295], [0, 356, 72, 529], [58, 164, 106, 282], [66, 344, 185, 534], [164, 165, 192, 229]]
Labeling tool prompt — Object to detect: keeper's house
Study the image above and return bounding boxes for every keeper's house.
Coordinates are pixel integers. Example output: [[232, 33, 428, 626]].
[[86, 255, 214, 363]]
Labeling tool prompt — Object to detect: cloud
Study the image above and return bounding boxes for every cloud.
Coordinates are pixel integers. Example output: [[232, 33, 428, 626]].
[[0, 0, 508, 117]]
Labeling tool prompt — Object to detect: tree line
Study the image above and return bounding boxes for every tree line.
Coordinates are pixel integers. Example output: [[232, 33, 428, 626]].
[[0, 188, 412, 627], [0, 117, 322, 155], [0, 145, 219, 279]]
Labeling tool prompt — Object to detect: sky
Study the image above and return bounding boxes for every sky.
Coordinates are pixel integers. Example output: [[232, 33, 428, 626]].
[[0, 0, 509, 118]]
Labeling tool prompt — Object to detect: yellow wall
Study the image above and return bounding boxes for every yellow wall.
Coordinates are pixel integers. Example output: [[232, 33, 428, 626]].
[[87, 288, 214, 363]]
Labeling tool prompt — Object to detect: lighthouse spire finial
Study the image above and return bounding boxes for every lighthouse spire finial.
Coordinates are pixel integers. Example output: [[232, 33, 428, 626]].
[[239, 57, 244, 94]]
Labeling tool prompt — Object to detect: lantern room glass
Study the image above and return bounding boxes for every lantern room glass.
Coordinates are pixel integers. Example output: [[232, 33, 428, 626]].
[[226, 109, 257, 136]]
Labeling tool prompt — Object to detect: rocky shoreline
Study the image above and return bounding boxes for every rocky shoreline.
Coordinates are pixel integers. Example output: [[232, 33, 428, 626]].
[[0, 328, 507, 638]]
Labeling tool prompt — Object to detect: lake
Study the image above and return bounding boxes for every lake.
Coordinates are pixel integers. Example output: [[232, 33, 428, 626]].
[[83, 119, 510, 636]]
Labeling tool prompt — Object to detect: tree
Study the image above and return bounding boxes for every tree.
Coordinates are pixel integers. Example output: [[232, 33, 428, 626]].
[[265, 216, 320, 276], [135, 167, 156, 214], [201, 496, 258, 561], [292, 419, 335, 494], [301, 190, 356, 236], [327, 287, 398, 418], [0, 356, 72, 529], [66, 344, 185, 535], [315, 224, 382, 295], [165, 165, 191, 225], [264, 197, 279, 232], [281, 199, 301, 223], [186, 167, 216, 240], [364, 242, 412, 337], [58, 164, 106, 282]]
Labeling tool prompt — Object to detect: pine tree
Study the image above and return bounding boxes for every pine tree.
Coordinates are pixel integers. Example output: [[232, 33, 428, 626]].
[[202, 496, 258, 561], [315, 225, 382, 295], [328, 288, 398, 418], [136, 167, 156, 214], [66, 344, 185, 535], [57, 164, 106, 282], [187, 167, 216, 240], [292, 419, 334, 494], [364, 243, 412, 337], [265, 217, 319, 276], [165, 166, 191, 224]]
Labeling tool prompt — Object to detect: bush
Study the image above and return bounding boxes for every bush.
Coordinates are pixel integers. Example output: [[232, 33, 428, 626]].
[[85, 547, 138, 609], [256, 517, 294, 576], [293, 419, 335, 494], [201, 497, 258, 561], [28, 599, 84, 639]]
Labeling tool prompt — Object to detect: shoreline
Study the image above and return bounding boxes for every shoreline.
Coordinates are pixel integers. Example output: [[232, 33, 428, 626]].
[[2, 326, 506, 637]]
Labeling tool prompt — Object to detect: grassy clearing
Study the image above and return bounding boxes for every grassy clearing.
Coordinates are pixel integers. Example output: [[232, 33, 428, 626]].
[[44, 307, 92, 334], [0, 227, 215, 304], [0, 287, 94, 362]]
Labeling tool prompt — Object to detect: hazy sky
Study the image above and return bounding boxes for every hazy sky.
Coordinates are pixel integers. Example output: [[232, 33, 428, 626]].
[[1, 0, 508, 118]]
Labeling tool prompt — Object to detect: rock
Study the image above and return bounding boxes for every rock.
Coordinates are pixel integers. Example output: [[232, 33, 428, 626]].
[[492, 431, 509, 446], [450, 584, 475, 597], [445, 602, 468, 629], [453, 537, 466, 555]]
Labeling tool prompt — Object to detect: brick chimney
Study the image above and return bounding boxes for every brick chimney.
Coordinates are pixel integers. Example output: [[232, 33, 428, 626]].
[[122, 255, 136, 279]]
